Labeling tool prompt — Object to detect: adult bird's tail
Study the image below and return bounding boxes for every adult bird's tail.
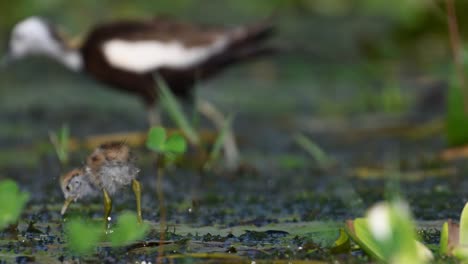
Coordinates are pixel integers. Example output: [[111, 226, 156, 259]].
[[198, 19, 276, 79]]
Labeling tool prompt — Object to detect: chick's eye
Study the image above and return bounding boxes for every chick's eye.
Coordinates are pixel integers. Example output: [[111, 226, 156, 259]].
[[66, 186, 70, 191]]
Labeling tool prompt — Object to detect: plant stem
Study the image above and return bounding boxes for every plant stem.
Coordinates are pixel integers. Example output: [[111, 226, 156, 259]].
[[156, 166, 166, 264], [445, 0, 468, 114]]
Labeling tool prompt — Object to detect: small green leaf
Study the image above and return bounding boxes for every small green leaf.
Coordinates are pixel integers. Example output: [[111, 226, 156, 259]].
[[165, 134, 187, 154], [330, 228, 351, 254], [65, 218, 103, 255], [146, 126, 167, 152], [440, 221, 449, 255], [157, 77, 200, 145], [110, 212, 149, 247], [446, 68, 468, 146], [460, 202, 468, 246], [0, 180, 29, 230]]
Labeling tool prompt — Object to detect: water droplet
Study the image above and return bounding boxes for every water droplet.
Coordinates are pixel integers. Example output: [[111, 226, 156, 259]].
[[107, 216, 112, 221]]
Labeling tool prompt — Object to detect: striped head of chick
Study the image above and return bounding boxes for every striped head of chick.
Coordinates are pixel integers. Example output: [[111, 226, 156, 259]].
[[60, 168, 96, 215], [85, 142, 140, 195]]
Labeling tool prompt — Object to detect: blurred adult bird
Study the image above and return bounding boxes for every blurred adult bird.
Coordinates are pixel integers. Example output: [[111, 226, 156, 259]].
[[3, 16, 275, 168]]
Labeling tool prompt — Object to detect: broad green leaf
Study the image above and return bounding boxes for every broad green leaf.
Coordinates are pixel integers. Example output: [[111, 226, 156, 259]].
[[351, 217, 385, 260], [460, 202, 468, 246], [0, 180, 29, 230], [110, 211, 149, 247], [165, 134, 187, 154], [66, 218, 102, 255], [146, 126, 167, 152], [347, 202, 432, 263]]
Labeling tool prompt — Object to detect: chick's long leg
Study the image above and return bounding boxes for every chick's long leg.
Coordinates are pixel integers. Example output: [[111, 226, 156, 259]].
[[103, 189, 112, 224], [196, 99, 239, 169], [132, 179, 143, 223]]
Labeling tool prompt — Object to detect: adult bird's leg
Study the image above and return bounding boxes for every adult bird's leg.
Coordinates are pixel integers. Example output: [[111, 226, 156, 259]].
[[103, 189, 112, 225], [132, 179, 143, 223], [196, 99, 240, 169], [147, 105, 162, 126]]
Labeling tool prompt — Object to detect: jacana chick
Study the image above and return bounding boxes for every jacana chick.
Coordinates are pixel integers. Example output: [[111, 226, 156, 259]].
[[60, 142, 142, 223]]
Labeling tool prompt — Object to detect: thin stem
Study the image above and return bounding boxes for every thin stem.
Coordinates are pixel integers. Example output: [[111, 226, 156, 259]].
[[446, 0, 468, 113], [156, 166, 166, 264]]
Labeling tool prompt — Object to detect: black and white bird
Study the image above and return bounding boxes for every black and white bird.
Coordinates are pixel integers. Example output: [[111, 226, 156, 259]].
[[2, 16, 274, 168]]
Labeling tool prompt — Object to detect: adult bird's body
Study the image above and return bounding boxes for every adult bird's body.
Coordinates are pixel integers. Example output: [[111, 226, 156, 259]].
[[4, 16, 275, 168], [4, 16, 273, 115]]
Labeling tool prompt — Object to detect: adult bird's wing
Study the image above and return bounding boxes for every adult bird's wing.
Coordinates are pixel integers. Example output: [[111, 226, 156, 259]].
[[94, 17, 235, 74]]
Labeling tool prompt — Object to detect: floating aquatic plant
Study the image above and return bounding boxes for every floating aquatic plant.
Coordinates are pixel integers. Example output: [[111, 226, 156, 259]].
[[65, 218, 102, 255], [346, 200, 433, 263], [439, 202, 468, 260], [0, 180, 29, 230], [146, 126, 187, 162], [65, 211, 149, 255]]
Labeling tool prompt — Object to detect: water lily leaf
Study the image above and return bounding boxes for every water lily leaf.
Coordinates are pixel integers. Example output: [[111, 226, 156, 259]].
[[110, 211, 149, 247], [146, 127, 167, 152], [65, 218, 103, 255], [0, 180, 29, 230], [165, 133, 187, 154]]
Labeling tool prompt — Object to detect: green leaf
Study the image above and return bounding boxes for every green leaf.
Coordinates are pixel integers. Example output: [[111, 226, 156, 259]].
[[347, 201, 433, 263], [460, 202, 468, 246], [294, 133, 333, 169], [440, 221, 449, 255], [352, 217, 385, 260], [157, 77, 200, 145], [110, 211, 149, 247], [446, 70, 468, 146], [146, 126, 167, 152], [330, 228, 351, 254], [0, 180, 29, 230], [65, 218, 103, 255], [204, 114, 233, 171], [165, 134, 187, 154]]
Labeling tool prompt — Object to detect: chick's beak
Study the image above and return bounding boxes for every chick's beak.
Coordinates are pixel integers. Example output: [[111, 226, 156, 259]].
[[61, 196, 75, 215]]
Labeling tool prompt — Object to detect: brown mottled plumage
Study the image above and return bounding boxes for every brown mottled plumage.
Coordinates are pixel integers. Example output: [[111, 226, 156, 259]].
[[60, 142, 142, 223]]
